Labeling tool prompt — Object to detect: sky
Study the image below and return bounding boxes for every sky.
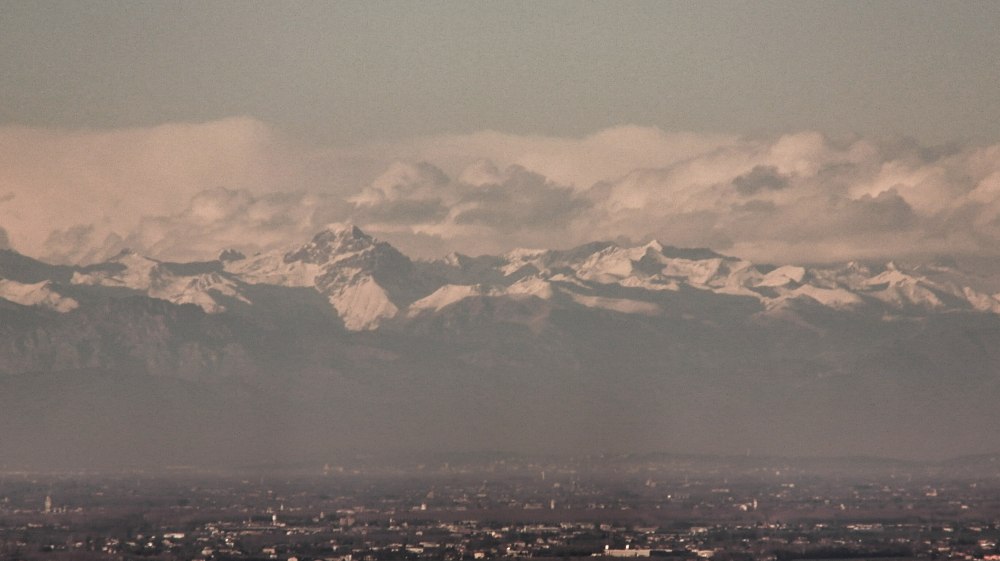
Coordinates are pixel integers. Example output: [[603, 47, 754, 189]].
[[3, 1, 1000, 265]]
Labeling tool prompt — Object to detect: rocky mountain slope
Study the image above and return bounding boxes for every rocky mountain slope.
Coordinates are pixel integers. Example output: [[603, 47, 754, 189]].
[[1, 225, 999, 466]]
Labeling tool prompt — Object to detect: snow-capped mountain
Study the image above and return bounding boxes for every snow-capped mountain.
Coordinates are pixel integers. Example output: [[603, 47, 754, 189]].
[[224, 224, 433, 329], [4, 225, 1000, 465], [419, 235, 1000, 322], [71, 249, 250, 313], [5, 224, 1000, 325]]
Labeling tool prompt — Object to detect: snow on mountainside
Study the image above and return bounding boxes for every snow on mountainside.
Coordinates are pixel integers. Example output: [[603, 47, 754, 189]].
[[766, 285, 864, 311], [222, 249, 323, 288], [4, 224, 1000, 325], [409, 284, 488, 315], [0, 278, 78, 312], [226, 224, 432, 329], [71, 249, 249, 313], [757, 265, 806, 288], [325, 276, 399, 331], [427, 236, 1000, 322], [72, 250, 160, 290]]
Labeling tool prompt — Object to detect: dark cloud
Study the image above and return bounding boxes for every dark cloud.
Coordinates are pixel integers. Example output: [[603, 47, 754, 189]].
[[732, 165, 790, 195], [453, 166, 590, 231], [842, 190, 915, 231], [728, 190, 916, 247], [350, 162, 591, 240], [354, 198, 449, 224]]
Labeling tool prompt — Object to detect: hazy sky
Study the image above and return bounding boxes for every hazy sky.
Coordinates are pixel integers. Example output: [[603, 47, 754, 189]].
[[4, 1, 1000, 264], [3, 1, 1000, 144]]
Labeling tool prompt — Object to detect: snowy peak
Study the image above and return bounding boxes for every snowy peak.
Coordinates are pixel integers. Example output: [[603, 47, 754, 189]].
[[71, 251, 250, 314], [757, 265, 806, 288], [497, 247, 549, 278], [283, 224, 375, 265], [640, 239, 664, 254], [150, 271, 250, 314], [72, 250, 161, 291], [224, 225, 393, 290], [11, 227, 1000, 330], [394, 238, 1000, 322], [225, 225, 427, 330], [224, 249, 321, 287]]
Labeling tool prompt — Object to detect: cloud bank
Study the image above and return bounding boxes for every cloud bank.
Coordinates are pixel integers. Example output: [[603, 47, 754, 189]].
[[4, 118, 1000, 265]]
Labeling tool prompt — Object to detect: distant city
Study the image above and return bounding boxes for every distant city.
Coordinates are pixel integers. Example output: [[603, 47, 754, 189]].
[[2, 455, 1000, 561]]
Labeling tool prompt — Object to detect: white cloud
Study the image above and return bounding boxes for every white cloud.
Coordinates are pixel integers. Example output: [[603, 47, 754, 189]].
[[7, 118, 1000, 265], [359, 126, 746, 191], [123, 188, 351, 263], [0, 117, 376, 261]]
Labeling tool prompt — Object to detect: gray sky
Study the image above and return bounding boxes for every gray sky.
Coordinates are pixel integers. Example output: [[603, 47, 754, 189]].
[[2, 1, 999, 144]]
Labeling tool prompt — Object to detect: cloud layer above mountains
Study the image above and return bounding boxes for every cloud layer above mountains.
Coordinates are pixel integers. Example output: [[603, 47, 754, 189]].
[[4, 117, 1000, 265]]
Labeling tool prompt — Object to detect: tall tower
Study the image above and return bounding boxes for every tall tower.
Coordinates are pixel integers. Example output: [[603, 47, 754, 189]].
[[44, 495, 52, 514]]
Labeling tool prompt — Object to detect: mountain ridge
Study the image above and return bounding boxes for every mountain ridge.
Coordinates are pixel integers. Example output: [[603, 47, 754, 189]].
[[2, 225, 1000, 465], [6, 224, 1000, 329]]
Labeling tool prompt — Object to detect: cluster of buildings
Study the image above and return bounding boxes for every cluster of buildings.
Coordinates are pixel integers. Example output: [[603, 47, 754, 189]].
[[1, 456, 1000, 560]]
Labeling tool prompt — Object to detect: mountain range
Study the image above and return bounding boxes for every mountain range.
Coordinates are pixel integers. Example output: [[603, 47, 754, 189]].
[[2, 224, 999, 467]]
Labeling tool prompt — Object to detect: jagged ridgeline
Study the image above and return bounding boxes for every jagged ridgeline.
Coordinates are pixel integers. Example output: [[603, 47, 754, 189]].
[[1, 225, 999, 467]]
